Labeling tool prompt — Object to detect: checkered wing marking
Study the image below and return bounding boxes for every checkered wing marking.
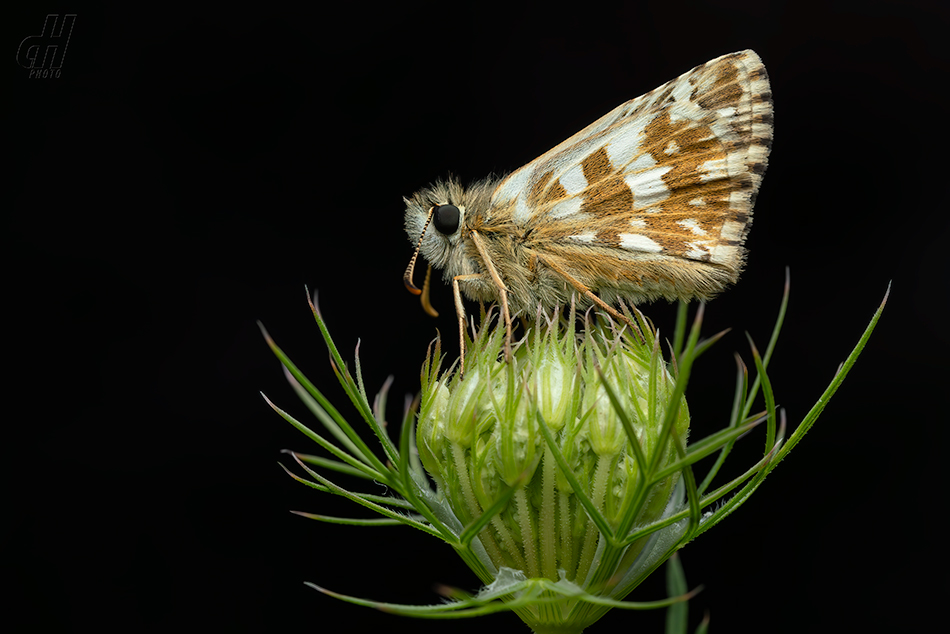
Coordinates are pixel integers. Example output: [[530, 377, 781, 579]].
[[490, 50, 773, 276]]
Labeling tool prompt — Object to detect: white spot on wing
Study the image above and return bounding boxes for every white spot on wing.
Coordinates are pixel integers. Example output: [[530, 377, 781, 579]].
[[559, 163, 588, 195], [619, 233, 663, 253], [627, 151, 655, 172], [605, 115, 651, 167], [513, 197, 532, 224], [684, 242, 710, 259], [494, 168, 530, 203], [624, 153, 671, 207], [670, 78, 693, 103], [699, 158, 729, 182], [568, 232, 596, 243], [494, 169, 534, 224], [550, 197, 583, 218], [677, 218, 707, 236]]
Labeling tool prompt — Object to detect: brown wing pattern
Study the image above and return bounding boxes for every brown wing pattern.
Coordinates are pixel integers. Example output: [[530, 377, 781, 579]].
[[491, 50, 773, 278]]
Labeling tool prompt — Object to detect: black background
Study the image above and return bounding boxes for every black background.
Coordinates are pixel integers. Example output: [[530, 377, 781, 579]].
[[8, 1, 947, 632]]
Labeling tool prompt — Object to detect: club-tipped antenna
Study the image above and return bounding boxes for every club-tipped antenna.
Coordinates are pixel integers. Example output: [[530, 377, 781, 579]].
[[403, 205, 436, 295]]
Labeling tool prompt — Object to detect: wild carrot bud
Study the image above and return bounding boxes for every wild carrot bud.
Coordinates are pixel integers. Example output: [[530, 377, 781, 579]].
[[267, 280, 886, 633], [414, 307, 690, 632]]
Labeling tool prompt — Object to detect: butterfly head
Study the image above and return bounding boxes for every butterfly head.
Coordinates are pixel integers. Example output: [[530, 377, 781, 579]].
[[403, 196, 464, 301], [404, 198, 467, 278], [403, 177, 497, 296]]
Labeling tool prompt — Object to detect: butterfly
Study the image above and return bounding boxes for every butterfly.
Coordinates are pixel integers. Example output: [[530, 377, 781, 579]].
[[403, 50, 773, 369]]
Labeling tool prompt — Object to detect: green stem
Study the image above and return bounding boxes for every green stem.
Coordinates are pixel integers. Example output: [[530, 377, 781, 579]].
[[540, 445, 558, 581], [516, 487, 539, 578], [492, 514, 527, 571], [451, 442, 479, 522], [575, 455, 611, 583], [451, 442, 506, 566], [559, 491, 575, 580]]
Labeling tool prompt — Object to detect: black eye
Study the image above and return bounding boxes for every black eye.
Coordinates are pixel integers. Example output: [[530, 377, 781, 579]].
[[432, 204, 460, 235]]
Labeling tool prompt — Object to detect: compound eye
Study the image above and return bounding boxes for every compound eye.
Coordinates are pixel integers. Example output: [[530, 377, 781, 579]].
[[432, 204, 460, 235]]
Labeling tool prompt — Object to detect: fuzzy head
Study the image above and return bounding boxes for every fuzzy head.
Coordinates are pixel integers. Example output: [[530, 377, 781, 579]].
[[402, 177, 498, 297]]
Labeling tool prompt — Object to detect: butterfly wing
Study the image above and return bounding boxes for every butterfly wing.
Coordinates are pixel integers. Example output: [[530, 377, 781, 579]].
[[489, 50, 773, 298]]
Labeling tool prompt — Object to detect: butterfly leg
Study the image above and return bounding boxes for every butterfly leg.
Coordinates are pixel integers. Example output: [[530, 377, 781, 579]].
[[535, 253, 641, 338], [452, 274, 483, 376], [468, 230, 513, 361]]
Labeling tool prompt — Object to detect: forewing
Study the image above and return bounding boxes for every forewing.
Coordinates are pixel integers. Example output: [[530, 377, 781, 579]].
[[490, 50, 773, 275]]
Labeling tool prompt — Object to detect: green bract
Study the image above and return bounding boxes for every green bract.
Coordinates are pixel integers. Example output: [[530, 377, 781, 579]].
[[260, 278, 887, 634]]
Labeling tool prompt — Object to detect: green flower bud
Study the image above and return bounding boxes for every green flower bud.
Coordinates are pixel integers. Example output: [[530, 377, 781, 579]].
[[416, 381, 450, 488], [415, 308, 690, 629], [527, 318, 576, 431]]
